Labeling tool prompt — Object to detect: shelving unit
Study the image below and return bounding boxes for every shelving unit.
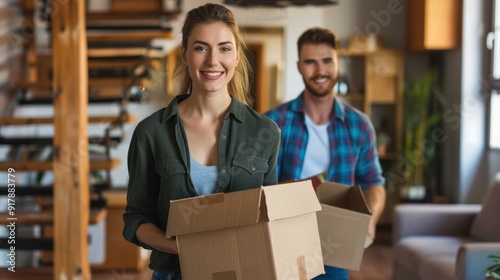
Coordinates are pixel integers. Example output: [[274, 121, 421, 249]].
[[336, 48, 404, 225], [0, 0, 180, 278], [406, 0, 461, 51], [337, 48, 403, 156]]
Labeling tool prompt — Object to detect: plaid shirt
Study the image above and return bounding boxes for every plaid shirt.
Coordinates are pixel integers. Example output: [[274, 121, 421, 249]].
[[265, 93, 385, 189]]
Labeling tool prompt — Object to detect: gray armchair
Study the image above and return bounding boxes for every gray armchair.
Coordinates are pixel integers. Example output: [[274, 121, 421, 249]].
[[392, 173, 500, 280]]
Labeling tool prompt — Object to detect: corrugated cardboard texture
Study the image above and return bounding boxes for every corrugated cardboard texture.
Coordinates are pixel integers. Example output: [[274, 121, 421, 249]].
[[167, 188, 262, 237], [270, 213, 325, 279], [177, 221, 276, 279], [263, 181, 322, 221], [170, 180, 324, 279], [316, 182, 372, 271], [212, 270, 237, 280]]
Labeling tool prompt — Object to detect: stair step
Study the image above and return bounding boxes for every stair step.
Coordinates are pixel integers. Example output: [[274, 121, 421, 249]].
[[0, 267, 53, 280], [0, 114, 137, 125], [0, 238, 53, 250], [88, 47, 161, 58], [0, 159, 121, 171], [0, 182, 110, 196], [86, 29, 173, 42], [0, 136, 122, 146], [0, 207, 107, 225], [86, 11, 178, 21]]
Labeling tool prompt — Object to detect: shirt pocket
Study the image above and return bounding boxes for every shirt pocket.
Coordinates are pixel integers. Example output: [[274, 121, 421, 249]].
[[233, 154, 268, 175], [155, 159, 188, 198], [231, 154, 269, 190], [155, 159, 186, 178]]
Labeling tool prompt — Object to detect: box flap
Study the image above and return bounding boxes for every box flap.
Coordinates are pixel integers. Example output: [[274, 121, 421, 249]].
[[317, 182, 371, 214], [166, 187, 263, 237], [262, 180, 321, 221], [348, 185, 371, 215]]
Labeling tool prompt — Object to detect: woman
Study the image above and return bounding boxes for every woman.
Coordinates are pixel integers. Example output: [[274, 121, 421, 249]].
[[122, 3, 280, 279]]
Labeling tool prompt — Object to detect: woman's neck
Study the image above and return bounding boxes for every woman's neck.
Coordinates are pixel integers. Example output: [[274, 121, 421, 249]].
[[180, 91, 231, 122]]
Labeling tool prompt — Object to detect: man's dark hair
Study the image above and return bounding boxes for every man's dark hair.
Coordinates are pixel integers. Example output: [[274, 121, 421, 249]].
[[297, 27, 339, 55]]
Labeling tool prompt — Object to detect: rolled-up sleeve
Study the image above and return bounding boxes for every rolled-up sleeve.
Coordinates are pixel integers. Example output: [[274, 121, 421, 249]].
[[123, 125, 160, 249], [355, 119, 385, 189]]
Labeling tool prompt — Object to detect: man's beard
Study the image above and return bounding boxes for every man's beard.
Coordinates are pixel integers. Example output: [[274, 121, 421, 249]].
[[303, 77, 336, 98]]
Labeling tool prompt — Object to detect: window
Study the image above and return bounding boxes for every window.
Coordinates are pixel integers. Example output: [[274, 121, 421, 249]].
[[490, 0, 500, 149], [491, 94, 500, 149]]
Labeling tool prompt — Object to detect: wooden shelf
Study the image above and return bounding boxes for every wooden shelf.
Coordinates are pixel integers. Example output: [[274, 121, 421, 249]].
[[337, 49, 404, 204], [0, 136, 122, 145], [0, 114, 137, 125], [0, 159, 121, 171], [0, 267, 53, 280], [88, 47, 157, 58], [337, 92, 365, 102], [102, 189, 127, 207], [87, 29, 174, 42], [0, 208, 107, 225], [86, 11, 179, 21], [337, 48, 373, 56]]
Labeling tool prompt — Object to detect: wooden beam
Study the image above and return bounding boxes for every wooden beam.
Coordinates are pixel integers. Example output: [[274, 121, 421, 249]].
[[51, 0, 90, 279]]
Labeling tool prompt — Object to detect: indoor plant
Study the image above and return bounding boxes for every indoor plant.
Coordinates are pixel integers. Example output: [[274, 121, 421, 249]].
[[486, 254, 500, 279], [400, 71, 446, 201]]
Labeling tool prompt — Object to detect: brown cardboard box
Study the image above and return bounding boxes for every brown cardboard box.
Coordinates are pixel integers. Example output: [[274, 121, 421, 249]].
[[166, 181, 325, 280], [316, 182, 372, 271]]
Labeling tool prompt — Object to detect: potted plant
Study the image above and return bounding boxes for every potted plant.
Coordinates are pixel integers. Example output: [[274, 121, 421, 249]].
[[486, 254, 500, 279], [400, 71, 446, 201]]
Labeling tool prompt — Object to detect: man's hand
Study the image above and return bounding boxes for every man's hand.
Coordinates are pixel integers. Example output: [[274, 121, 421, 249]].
[[362, 185, 386, 242]]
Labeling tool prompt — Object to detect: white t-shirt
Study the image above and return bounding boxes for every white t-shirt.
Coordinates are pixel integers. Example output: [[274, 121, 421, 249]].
[[300, 114, 330, 179]]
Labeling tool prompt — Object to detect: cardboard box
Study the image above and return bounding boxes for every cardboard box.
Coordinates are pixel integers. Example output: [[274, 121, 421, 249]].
[[316, 182, 372, 271], [166, 181, 325, 280]]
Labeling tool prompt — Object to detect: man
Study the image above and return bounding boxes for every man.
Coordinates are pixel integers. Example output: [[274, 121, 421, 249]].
[[265, 27, 386, 279]]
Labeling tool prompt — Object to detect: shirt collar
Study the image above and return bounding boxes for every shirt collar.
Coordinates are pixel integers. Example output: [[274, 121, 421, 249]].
[[290, 92, 346, 122], [160, 94, 247, 123]]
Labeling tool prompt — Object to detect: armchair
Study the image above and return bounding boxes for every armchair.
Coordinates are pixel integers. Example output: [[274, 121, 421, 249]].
[[392, 173, 500, 280]]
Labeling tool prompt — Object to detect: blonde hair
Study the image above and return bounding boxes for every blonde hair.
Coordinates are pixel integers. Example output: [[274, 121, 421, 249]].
[[171, 3, 252, 105]]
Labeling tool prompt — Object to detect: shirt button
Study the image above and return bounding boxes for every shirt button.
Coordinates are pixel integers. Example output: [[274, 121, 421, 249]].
[[221, 134, 226, 139], [221, 168, 226, 174], [251, 165, 256, 171]]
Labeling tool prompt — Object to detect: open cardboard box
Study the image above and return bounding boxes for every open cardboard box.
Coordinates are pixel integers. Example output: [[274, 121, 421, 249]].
[[166, 181, 325, 280], [315, 181, 372, 271]]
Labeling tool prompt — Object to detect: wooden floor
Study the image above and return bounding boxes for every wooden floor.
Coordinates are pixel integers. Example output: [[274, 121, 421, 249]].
[[1, 230, 393, 280], [349, 242, 393, 280]]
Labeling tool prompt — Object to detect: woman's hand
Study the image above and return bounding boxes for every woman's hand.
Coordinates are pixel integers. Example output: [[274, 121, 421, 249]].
[[136, 223, 179, 254]]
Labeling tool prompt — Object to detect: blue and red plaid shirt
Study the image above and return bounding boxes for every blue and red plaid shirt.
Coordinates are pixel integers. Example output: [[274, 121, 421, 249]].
[[265, 93, 385, 189]]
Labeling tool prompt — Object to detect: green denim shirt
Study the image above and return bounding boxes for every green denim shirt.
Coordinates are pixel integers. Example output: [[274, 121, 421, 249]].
[[123, 94, 280, 272]]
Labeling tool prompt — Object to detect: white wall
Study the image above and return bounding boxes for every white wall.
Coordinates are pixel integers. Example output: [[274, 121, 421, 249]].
[[459, 0, 487, 203]]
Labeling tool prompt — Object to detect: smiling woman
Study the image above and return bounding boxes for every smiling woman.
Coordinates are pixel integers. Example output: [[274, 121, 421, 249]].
[[171, 4, 252, 105], [183, 22, 239, 98], [122, 3, 281, 280]]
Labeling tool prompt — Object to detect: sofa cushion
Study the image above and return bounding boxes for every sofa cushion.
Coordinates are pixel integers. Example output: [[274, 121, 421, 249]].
[[393, 236, 474, 274], [471, 173, 500, 241], [418, 256, 456, 280]]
